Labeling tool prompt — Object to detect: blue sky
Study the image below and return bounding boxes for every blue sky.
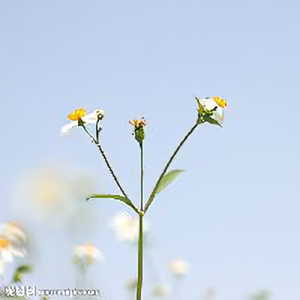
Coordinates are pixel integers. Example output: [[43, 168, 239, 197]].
[[0, 1, 300, 299]]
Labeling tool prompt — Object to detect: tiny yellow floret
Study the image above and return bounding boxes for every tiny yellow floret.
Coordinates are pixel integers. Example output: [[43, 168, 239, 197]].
[[0, 238, 10, 249], [68, 108, 87, 121], [129, 119, 146, 127], [213, 96, 227, 108]]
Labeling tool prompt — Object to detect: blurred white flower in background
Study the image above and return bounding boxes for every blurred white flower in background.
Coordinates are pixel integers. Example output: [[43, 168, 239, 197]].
[[110, 212, 149, 243], [168, 258, 188, 276], [125, 278, 138, 291], [203, 288, 217, 300], [151, 283, 169, 298], [0, 223, 26, 246], [73, 243, 103, 266], [0, 223, 27, 274], [13, 165, 99, 230]]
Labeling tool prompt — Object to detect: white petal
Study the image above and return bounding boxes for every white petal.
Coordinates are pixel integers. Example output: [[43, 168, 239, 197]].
[[0, 260, 4, 274], [200, 98, 218, 111], [11, 248, 26, 258], [3, 223, 26, 243], [61, 121, 78, 135], [2, 250, 13, 262], [73, 244, 103, 263], [213, 107, 224, 124], [73, 245, 85, 258], [82, 109, 105, 124], [93, 248, 104, 262]]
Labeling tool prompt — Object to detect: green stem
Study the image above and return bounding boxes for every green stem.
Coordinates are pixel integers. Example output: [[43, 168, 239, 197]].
[[140, 142, 144, 210], [136, 213, 143, 300], [82, 125, 129, 199], [144, 123, 198, 213], [96, 119, 101, 143], [136, 141, 144, 300], [96, 143, 129, 199]]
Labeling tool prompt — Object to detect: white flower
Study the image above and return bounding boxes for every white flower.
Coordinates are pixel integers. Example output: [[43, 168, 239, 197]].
[[61, 108, 105, 135], [0, 222, 26, 246], [0, 223, 27, 274], [169, 258, 188, 276], [152, 283, 169, 297], [110, 212, 149, 243], [196, 96, 227, 125], [125, 278, 138, 291], [73, 243, 103, 265], [14, 166, 98, 230]]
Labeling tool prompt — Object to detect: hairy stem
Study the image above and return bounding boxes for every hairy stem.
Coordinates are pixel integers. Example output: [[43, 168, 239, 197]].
[[140, 142, 144, 210], [96, 143, 129, 199], [82, 125, 129, 199], [144, 123, 198, 213]]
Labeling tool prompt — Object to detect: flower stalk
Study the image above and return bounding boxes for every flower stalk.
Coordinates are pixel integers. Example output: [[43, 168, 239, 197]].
[[144, 122, 199, 213], [136, 212, 144, 300], [136, 127, 145, 300], [82, 124, 129, 199]]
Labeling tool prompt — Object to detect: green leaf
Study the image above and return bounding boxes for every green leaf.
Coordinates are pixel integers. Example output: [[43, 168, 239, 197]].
[[12, 265, 32, 283], [13, 272, 22, 283], [16, 265, 32, 274], [156, 169, 184, 194], [87, 194, 139, 213]]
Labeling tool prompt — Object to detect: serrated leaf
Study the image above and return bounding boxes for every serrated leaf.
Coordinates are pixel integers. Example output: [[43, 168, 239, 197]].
[[156, 169, 184, 194], [87, 194, 139, 213]]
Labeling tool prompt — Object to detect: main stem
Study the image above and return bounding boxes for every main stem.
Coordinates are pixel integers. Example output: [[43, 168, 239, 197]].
[[136, 141, 144, 300], [144, 123, 198, 213], [136, 213, 143, 300]]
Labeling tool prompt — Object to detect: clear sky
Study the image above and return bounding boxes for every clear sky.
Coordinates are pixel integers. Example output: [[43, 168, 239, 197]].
[[0, 1, 300, 299]]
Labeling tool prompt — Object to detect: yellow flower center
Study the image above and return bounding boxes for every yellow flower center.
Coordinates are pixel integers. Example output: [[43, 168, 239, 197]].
[[68, 108, 86, 121], [0, 238, 10, 249], [213, 96, 227, 108], [129, 119, 146, 127], [85, 243, 95, 264]]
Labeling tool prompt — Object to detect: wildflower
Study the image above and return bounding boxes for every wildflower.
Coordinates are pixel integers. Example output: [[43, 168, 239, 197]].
[[17, 166, 98, 221], [196, 96, 227, 126], [125, 278, 138, 291], [152, 283, 169, 297], [129, 118, 146, 144], [61, 108, 105, 135], [73, 243, 103, 265], [168, 258, 188, 276], [0, 223, 27, 274], [0, 223, 26, 246], [110, 212, 149, 243]]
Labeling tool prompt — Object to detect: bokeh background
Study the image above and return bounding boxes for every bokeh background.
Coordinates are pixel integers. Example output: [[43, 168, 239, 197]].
[[0, 1, 300, 299]]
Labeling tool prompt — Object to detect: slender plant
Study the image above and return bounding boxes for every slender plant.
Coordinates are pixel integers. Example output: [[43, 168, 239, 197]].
[[61, 96, 227, 300]]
